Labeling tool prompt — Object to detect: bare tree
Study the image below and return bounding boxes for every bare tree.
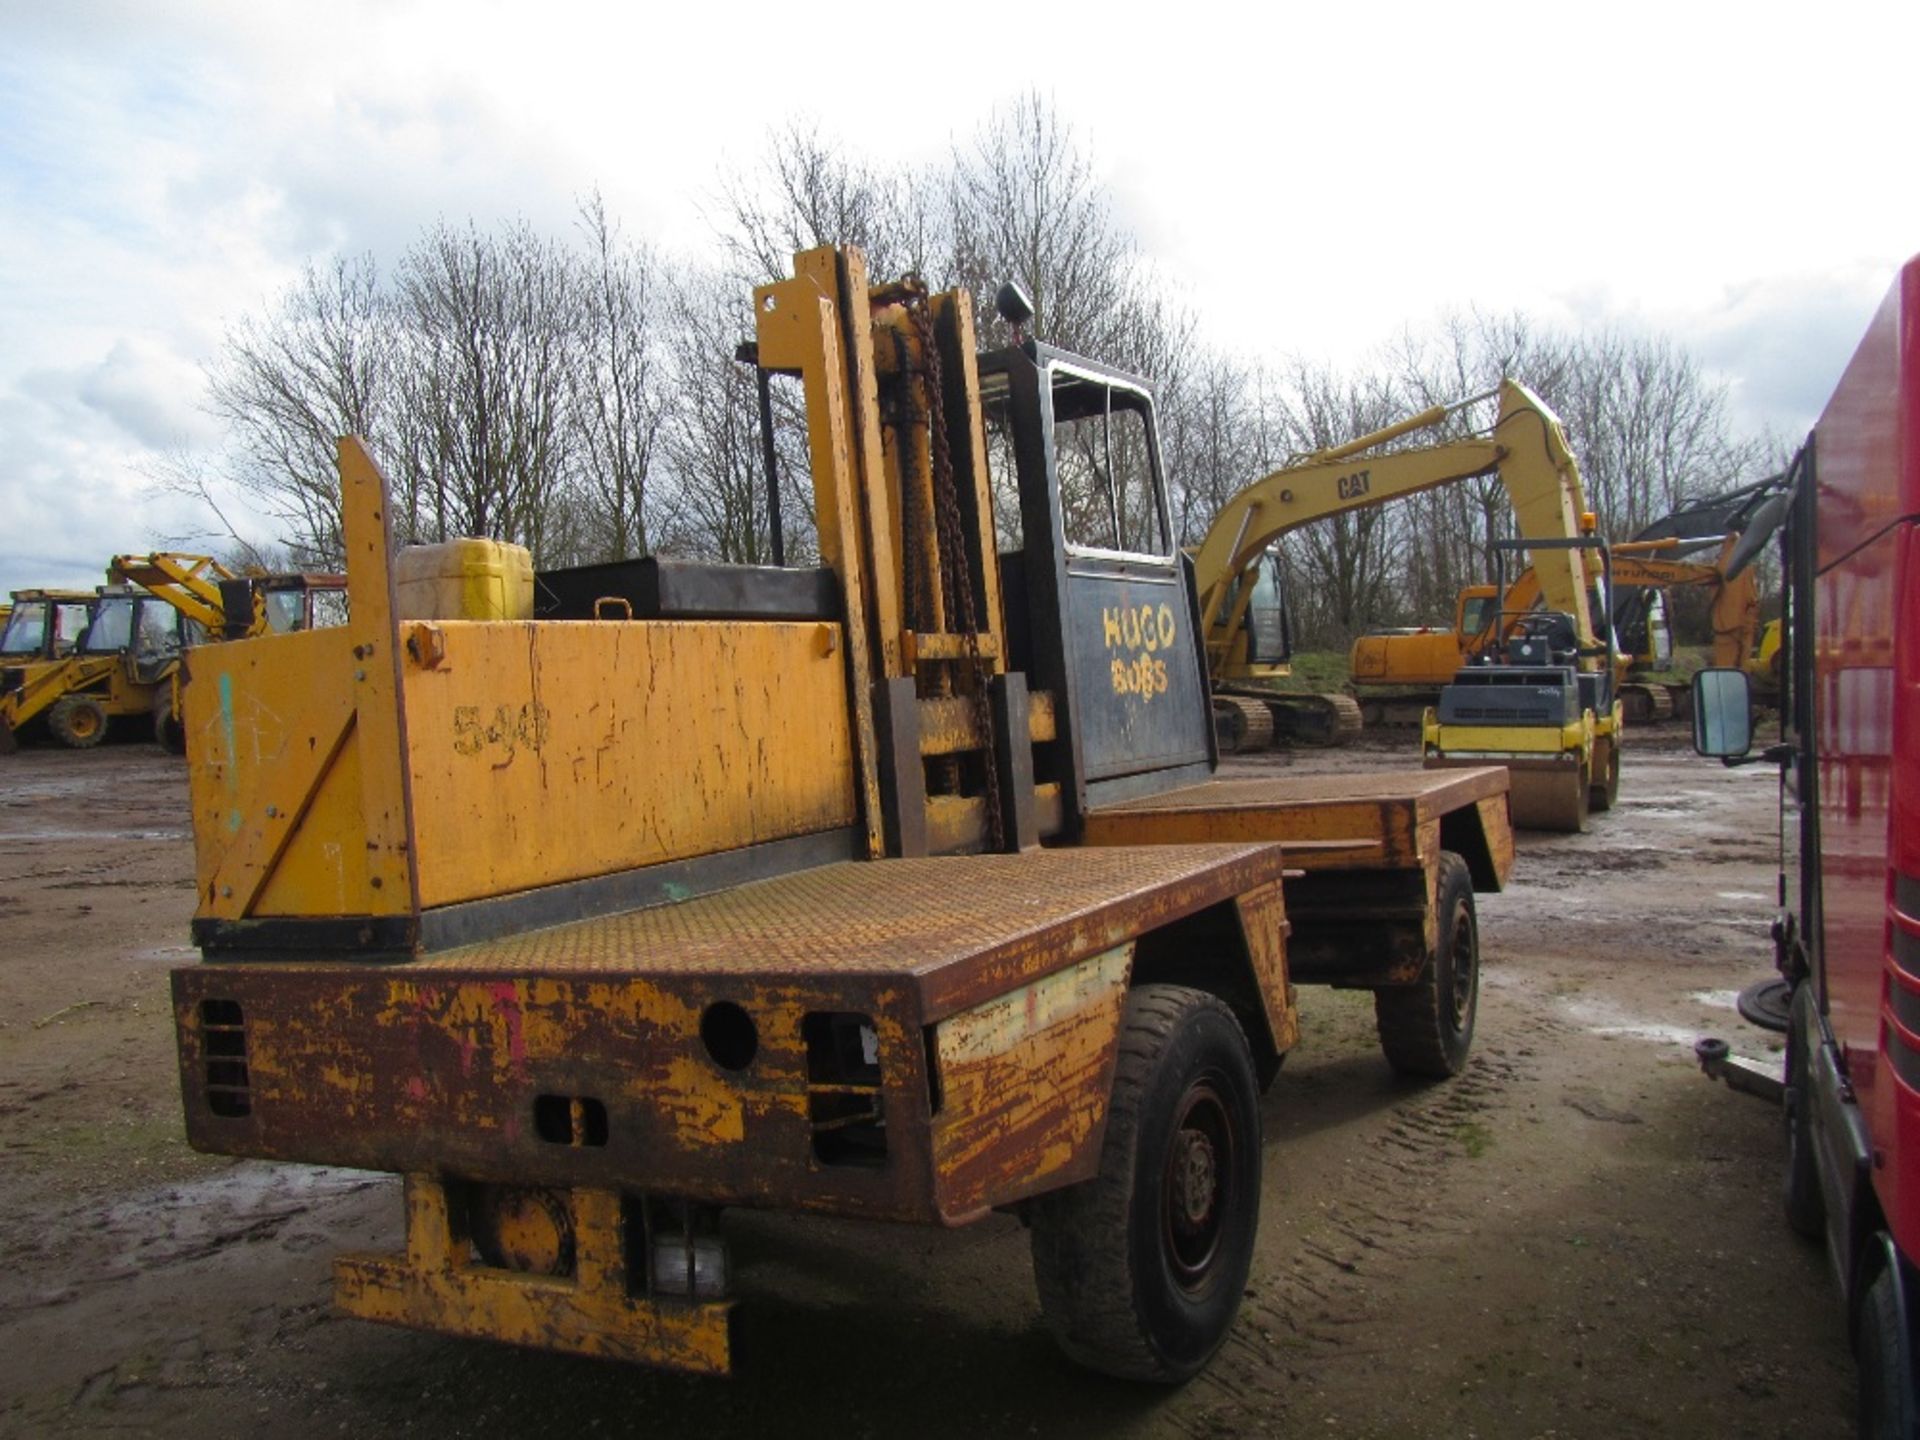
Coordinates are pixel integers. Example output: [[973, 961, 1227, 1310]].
[[652, 269, 776, 563], [948, 93, 1137, 357], [394, 219, 589, 554], [717, 119, 941, 286], [574, 191, 666, 561], [203, 254, 390, 567]]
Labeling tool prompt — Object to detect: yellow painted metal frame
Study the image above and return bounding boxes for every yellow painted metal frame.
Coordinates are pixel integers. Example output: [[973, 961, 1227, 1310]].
[[185, 437, 858, 929], [336, 1175, 732, 1374]]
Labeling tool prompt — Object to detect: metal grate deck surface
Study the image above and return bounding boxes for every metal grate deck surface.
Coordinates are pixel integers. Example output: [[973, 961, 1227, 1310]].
[[402, 844, 1285, 1011]]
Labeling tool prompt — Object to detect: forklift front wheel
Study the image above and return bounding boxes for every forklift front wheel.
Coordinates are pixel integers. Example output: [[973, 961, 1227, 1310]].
[[1029, 984, 1262, 1382], [1374, 853, 1479, 1078]]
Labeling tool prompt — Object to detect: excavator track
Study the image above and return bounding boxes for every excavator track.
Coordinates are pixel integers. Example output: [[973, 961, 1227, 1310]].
[[1272, 692, 1364, 747], [1619, 684, 1675, 726], [1212, 695, 1276, 754]]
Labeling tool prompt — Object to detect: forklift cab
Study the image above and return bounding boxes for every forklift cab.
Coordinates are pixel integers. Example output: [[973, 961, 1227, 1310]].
[[979, 342, 1215, 818]]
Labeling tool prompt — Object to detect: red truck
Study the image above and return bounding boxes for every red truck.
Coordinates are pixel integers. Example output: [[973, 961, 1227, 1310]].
[[1694, 255, 1920, 1435]]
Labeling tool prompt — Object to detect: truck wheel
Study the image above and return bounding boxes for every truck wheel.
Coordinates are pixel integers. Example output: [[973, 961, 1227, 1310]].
[[1589, 744, 1620, 813], [48, 695, 109, 749], [1857, 1261, 1916, 1440], [1783, 983, 1825, 1240], [1374, 853, 1478, 1078], [1029, 984, 1262, 1382]]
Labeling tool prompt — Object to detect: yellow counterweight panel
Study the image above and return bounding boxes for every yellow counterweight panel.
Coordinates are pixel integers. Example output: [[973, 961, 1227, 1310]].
[[186, 618, 858, 920], [404, 620, 856, 909]]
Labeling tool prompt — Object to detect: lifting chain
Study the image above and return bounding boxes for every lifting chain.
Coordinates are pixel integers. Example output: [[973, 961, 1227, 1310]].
[[900, 281, 1005, 853]]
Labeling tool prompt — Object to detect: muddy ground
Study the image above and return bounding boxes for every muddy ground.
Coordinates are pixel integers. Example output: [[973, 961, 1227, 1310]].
[[0, 731, 1853, 1438]]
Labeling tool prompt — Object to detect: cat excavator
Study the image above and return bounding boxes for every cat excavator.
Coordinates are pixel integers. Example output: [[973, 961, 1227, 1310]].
[[1193, 380, 1595, 750]]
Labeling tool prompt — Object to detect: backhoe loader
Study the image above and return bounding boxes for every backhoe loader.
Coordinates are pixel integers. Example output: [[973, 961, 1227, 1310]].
[[1194, 381, 1595, 749], [0, 556, 347, 753], [168, 246, 1515, 1385], [0, 584, 196, 751]]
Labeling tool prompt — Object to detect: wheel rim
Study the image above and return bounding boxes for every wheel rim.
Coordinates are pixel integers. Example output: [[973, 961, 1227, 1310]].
[[71, 706, 101, 738], [1162, 1077, 1236, 1292], [1447, 905, 1476, 1031]]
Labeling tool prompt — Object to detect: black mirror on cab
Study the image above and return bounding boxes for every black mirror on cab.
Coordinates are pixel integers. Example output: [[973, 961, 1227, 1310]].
[[1691, 667, 1753, 758]]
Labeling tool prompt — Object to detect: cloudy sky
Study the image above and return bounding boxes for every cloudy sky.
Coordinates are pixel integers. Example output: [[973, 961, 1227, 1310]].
[[2, 0, 1915, 593]]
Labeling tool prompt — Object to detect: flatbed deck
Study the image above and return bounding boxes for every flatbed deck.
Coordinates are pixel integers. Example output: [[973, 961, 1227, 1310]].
[[1084, 765, 1511, 878], [173, 842, 1295, 1225]]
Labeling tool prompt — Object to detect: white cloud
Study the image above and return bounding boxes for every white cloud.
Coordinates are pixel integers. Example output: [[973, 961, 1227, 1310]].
[[0, 0, 1916, 593]]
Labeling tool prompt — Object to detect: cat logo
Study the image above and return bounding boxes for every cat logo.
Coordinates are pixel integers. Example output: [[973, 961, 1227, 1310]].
[[1336, 469, 1372, 501]]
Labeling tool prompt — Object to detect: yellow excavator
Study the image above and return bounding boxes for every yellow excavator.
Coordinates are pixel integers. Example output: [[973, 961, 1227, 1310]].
[[1193, 380, 1597, 750]]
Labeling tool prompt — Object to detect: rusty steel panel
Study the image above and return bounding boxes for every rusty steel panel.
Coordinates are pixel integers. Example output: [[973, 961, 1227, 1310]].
[[183, 626, 369, 918], [403, 620, 856, 909], [929, 944, 1132, 1221], [175, 845, 1289, 1217], [336, 1176, 733, 1375], [175, 963, 937, 1218], [1234, 880, 1299, 1052], [1477, 794, 1516, 883]]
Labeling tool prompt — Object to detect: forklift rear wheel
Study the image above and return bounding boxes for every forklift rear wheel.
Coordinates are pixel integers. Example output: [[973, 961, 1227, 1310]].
[[49, 695, 109, 749], [1029, 984, 1262, 1382], [1374, 853, 1478, 1078]]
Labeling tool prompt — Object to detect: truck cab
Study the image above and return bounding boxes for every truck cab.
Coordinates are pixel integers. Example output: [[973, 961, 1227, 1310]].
[[1692, 255, 1920, 1437]]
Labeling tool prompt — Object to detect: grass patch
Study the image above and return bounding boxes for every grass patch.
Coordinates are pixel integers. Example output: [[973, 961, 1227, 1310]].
[[1452, 1121, 1493, 1158], [1255, 649, 1352, 693]]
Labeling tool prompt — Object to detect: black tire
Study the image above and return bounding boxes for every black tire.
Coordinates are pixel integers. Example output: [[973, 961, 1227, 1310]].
[[1589, 742, 1620, 813], [1029, 984, 1262, 1382], [1857, 1260, 1916, 1440], [1375, 852, 1479, 1078], [152, 692, 186, 754], [1784, 983, 1826, 1240], [48, 695, 108, 749]]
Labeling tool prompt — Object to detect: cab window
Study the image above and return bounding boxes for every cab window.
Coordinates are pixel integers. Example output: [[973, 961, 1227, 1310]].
[[1050, 370, 1169, 559]]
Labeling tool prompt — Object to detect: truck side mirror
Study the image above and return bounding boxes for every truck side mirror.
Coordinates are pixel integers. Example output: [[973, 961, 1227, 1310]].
[[1691, 667, 1753, 758]]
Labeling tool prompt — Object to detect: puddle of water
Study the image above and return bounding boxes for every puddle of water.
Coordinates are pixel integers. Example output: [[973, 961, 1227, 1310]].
[[1689, 990, 1740, 1010], [1560, 994, 1774, 1063], [1716, 891, 1767, 901]]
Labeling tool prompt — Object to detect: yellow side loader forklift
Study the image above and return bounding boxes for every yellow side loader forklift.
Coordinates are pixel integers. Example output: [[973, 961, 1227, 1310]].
[[168, 247, 1514, 1383]]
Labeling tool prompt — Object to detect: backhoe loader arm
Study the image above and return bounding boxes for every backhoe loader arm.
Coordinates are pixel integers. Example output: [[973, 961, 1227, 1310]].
[[105, 553, 235, 633], [1194, 380, 1600, 668]]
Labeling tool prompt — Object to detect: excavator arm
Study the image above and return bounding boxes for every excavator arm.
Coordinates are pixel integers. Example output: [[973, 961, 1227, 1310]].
[[1194, 379, 1601, 676]]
